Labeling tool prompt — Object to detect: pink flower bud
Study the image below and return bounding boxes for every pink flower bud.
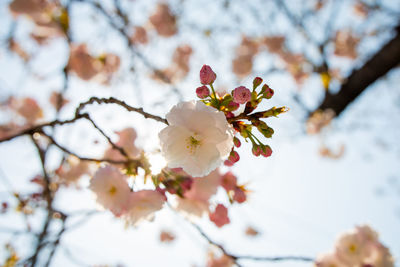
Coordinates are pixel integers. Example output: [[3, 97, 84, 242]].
[[225, 111, 234, 119], [253, 77, 263, 89], [262, 84, 274, 99], [261, 145, 272, 157], [227, 101, 239, 111], [233, 137, 241, 148], [252, 145, 261, 156], [232, 86, 251, 104], [200, 65, 216, 85], [228, 150, 240, 163], [196, 85, 210, 99], [233, 187, 246, 203]]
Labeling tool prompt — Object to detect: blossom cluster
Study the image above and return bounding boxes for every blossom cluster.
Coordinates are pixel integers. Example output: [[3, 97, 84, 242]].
[[90, 165, 165, 225], [89, 163, 247, 228], [315, 225, 394, 267], [153, 167, 248, 228], [194, 65, 287, 168]]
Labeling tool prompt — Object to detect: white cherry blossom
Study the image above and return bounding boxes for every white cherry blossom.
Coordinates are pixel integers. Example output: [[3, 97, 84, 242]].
[[89, 165, 130, 216], [159, 101, 233, 177]]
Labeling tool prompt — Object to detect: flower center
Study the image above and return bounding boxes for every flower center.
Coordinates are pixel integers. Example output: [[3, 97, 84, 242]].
[[186, 134, 202, 154], [348, 244, 357, 253], [108, 185, 117, 195]]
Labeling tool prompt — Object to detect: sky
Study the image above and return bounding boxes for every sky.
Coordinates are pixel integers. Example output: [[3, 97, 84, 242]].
[[0, 0, 399, 266]]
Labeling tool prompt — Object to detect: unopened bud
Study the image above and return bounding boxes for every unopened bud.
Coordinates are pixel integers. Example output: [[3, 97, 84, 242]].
[[225, 111, 235, 119], [262, 85, 274, 99], [260, 145, 272, 157], [233, 137, 241, 148], [228, 150, 240, 163], [253, 77, 263, 90], [232, 86, 251, 104], [227, 101, 239, 111], [196, 85, 210, 99], [252, 145, 261, 156], [200, 65, 216, 85], [256, 121, 274, 138]]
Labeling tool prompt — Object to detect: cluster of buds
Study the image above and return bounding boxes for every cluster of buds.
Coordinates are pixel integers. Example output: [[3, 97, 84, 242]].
[[196, 65, 288, 165]]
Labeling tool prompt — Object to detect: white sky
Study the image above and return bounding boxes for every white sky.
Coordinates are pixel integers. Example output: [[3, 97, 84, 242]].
[[0, 0, 399, 266]]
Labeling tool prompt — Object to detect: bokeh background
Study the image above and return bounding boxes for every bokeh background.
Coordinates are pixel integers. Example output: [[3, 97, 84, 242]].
[[0, 0, 399, 266]]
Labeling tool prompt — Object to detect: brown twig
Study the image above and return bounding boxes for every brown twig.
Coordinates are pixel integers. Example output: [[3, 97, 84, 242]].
[[40, 131, 135, 165], [0, 115, 87, 143], [0, 95, 167, 144], [190, 222, 313, 265], [75, 96, 168, 124], [28, 136, 54, 267]]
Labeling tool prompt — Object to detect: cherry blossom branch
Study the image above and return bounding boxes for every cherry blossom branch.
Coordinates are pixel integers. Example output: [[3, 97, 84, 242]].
[[190, 223, 242, 265], [0, 115, 87, 143], [84, 113, 130, 158], [227, 106, 288, 123], [191, 222, 313, 265], [44, 218, 67, 267], [0, 95, 167, 144], [236, 255, 314, 262], [28, 136, 54, 267], [75, 96, 168, 124], [40, 131, 133, 165]]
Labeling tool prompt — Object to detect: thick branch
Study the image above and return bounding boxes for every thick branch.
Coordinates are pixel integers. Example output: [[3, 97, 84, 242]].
[[313, 26, 400, 117]]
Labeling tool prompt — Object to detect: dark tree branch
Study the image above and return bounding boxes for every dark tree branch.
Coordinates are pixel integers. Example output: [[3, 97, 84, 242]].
[[40, 131, 135, 165], [28, 136, 54, 267], [312, 26, 400, 117], [76, 96, 168, 124], [190, 222, 313, 265], [0, 95, 167, 144]]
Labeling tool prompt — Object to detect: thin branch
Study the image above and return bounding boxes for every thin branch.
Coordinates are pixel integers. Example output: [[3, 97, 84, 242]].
[[28, 136, 54, 267], [190, 223, 239, 260], [83, 114, 130, 159], [237, 255, 314, 262], [190, 222, 313, 265], [0, 115, 87, 143], [41, 131, 135, 165], [75, 96, 168, 124], [44, 218, 67, 267], [0, 95, 167, 144]]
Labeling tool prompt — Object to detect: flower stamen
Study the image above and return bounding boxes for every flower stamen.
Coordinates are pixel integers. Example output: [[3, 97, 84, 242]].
[[186, 135, 202, 154], [108, 185, 117, 195]]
